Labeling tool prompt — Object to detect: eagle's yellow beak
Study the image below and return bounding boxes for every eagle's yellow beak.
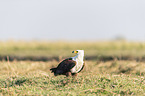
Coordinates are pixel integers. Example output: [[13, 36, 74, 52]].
[[72, 51, 78, 53]]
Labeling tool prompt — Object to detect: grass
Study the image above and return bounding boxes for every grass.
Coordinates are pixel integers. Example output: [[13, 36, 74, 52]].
[[1, 41, 145, 95], [1, 60, 145, 95], [1, 40, 145, 57]]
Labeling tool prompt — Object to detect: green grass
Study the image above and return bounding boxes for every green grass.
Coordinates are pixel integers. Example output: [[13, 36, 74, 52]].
[[1, 41, 145, 95], [1, 60, 145, 95]]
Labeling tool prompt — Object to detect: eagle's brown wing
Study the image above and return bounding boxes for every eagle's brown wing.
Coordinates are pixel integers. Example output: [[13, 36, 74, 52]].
[[52, 58, 76, 75]]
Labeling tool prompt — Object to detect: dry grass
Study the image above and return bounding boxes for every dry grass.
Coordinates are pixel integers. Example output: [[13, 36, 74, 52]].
[[1, 60, 145, 95], [1, 41, 145, 95]]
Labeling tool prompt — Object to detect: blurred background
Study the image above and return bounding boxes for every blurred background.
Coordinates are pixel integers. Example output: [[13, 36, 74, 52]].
[[0, 0, 145, 61]]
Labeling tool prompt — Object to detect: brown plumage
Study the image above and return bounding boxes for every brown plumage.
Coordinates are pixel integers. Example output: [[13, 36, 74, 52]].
[[50, 58, 84, 77], [50, 50, 85, 77]]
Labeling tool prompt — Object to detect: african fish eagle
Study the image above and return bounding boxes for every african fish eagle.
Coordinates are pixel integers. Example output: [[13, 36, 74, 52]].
[[50, 50, 85, 77]]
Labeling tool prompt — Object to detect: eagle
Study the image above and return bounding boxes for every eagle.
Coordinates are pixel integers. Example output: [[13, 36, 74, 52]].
[[50, 50, 85, 77]]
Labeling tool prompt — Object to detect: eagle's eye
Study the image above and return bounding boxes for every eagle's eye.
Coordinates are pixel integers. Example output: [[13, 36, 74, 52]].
[[72, 51, 78, 53]]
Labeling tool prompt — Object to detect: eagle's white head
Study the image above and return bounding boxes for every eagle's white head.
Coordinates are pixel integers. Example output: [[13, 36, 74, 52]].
[[72, 50, 84, 54], [72, 50, 84, 60]]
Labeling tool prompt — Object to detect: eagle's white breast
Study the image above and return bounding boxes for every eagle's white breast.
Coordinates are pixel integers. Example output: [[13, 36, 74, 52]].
[[70, 50, 84, 73]]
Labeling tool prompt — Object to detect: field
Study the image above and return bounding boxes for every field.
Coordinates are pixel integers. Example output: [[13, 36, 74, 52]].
[[1, 41, 145, 95]]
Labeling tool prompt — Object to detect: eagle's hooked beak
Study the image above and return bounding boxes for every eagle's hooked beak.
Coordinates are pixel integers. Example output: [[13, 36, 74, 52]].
[[72, 51, 78, 53]]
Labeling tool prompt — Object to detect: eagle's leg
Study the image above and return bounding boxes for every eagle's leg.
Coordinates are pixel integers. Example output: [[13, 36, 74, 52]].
[[71, 73, 78, 82], [66, 72, 71, 77], [71, 73, 78, 77]]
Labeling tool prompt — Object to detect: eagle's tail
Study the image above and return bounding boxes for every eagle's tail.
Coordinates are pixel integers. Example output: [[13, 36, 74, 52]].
[[51, 68, 59, 76], [50, 68, 57, 73], [50, 68, 60, 76]]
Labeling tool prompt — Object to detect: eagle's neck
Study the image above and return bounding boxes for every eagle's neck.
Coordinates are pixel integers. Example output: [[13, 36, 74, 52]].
[[73, 53, 84, 61]]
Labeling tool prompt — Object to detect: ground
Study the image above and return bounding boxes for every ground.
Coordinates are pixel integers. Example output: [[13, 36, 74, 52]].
[[1, 60, 145, 95], [1, 41, 145, 95]]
